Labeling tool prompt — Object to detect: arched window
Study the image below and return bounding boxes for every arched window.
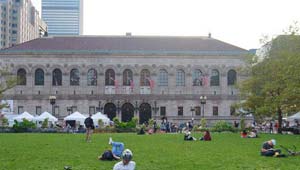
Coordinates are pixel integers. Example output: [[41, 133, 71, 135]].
[[158, 69, 168, 86], [35, 68, 44, 86], [227, 69, 237, 85], [52, 69, 62, 86], [70, 69, 80, 86], [140, 69, 150, 86], [192, 69, 202, 86], [123, 69, 133, 86], [17, 68, 26, 85], [87, 69, 97, 86], [105, 69, 115, 86], [176, 69, 185, 86], [210, 69, 220, 86]]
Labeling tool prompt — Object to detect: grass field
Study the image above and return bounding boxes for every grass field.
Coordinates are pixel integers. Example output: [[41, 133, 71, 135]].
[[0, 132, 299, 170]]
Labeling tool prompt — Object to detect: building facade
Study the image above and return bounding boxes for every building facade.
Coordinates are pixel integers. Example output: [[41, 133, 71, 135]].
[[42, 0, 83, 36], [0, 35, 251, 125], [0, 0, 47, 49]]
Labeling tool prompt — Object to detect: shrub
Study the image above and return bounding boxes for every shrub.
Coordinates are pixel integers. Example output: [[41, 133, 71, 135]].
[[200, 118, 207, 128], [240, 118, 245, 130], [211, 120, 235, 132], [98, 119, 103, 128], [41, 118, 49, 129], [1, 117, 8, 127], [13, 119, 36, 132]]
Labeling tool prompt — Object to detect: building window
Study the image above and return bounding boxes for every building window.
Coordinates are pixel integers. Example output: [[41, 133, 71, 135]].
[[140, 69, 150, 86], [35, 68, 44, 86], [52, 69, 62, 86], [54, 106, 59, 116], [210, 69, 220, 86], [105, 69, 115, 86], [123, 69, 133, 86], [195, 106, 201, 116], [230, 106, 236, 116], [70, 68, 80, 86], [71, 106, 77, 113], [36, 106, 41, 115], [17, 68, 26, 85], [160, 106, 166, 116], [192, 69, 202, 86], [158, 69, 168, 86], [18, 106, 24, 114], [228, 69, 237, 86], [87, 69, 97, 86], [89, 106, 95, 115], [213, 106, 218, 116], [178, 106, 183, 116], [176, 69, 185, 86]]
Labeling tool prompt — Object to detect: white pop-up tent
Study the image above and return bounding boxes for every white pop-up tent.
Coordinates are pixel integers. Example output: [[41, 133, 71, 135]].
[[3, 114, 18, 127], [92, 112, 110, 126], [287, 112, 300, 121], [13, 111, 35, 122], [35, 111, 58, 122], [64, 111, 86, 126]]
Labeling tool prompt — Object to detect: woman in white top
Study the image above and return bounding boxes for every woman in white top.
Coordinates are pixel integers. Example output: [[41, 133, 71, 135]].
[[113, 149, 136, 170]]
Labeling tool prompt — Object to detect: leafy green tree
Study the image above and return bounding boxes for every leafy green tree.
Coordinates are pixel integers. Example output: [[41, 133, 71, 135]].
[[0, 68, 17, 110], [41, 118, 49, 128], [237, 23, 300, 133]]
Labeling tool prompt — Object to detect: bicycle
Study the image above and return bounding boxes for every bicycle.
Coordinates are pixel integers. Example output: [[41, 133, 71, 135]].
[[280, 145, 300, 156]]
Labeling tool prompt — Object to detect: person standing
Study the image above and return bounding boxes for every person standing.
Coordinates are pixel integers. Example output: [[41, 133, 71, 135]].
[[113, 149, 136, 170], [84, 113, 94, 142]]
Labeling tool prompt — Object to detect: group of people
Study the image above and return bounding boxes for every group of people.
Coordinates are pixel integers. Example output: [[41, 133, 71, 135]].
[[184, 130, 211, 141], [240, 129, 258, 138], [98, 137, 136, 170]]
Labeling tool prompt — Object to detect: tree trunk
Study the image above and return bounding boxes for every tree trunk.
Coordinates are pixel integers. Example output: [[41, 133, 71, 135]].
[[277, 107, 282, 134]]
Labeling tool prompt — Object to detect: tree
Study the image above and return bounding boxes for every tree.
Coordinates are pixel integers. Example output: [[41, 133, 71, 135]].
[[237, 23, 300, 133], [0, 68, 17, 111]]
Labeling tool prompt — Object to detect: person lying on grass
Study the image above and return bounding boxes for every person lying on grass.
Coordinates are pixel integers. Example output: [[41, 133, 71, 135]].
[[184, 130, 196, 141], [261, 139, 282, 157], [98, 137, 124, 161]]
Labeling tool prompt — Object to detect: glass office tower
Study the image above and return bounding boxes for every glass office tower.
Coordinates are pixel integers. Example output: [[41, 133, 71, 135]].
[[42, 0, 83, 36]]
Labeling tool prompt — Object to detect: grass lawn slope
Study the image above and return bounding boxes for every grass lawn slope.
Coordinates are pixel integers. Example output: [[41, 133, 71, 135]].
[[0, 133, 299, 170]]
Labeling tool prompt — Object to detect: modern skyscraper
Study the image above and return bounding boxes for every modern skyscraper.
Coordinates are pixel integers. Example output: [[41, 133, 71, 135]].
[[0, 0, 47, 49], [42, 0, 83, 36]]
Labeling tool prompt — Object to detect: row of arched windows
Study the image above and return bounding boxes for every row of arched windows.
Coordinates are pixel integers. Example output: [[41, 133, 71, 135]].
[[17, 68, 237, 87]]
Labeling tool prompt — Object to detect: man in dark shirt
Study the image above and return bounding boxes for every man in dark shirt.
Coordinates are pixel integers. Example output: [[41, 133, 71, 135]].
[[84, 114, 94, 142], [261, 139, 281, 156]]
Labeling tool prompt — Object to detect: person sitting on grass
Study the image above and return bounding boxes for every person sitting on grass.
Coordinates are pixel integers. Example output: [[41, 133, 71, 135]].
[[184, 130, 196, 141], [200, 130, 212, 141], [240, 130, 248, 138], [113, 149, 136, 170], [247, 129, 258, 138], [261, 139, 282, 157], [98, 137, 124, 161]]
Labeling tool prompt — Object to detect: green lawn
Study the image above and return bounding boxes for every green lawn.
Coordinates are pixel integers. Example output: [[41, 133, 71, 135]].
[[0, 132, 299, 170]]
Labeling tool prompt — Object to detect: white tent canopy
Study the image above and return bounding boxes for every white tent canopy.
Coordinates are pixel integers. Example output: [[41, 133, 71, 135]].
[[35, 111, 58, 122], [13, 111, 35, 122], [287, 112, 300, 121], [92, 112, 110, 126], [64, 111, 86, 125]]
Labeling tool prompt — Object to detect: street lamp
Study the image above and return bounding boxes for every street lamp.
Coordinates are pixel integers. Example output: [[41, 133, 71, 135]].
[[67, 107, 71, 115], [200, 96, 207, 118], [49, 96, 56, 115], [190, 106, 195, 123], [134, 101, 139, 117], [152, 101, 159, 118], [116, 100, 121, 116]]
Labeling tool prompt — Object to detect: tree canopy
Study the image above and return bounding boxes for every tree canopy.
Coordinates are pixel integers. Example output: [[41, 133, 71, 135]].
[[237, 26, 300, 132]]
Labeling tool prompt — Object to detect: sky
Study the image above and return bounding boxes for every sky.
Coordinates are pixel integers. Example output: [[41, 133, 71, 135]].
[[32, 0, 300, 50]]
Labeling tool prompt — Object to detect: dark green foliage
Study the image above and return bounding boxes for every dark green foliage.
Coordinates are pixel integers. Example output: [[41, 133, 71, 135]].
[[211, 120, 236, 132], [41, 118, 49, 129], [12, 119, 36, 132]]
